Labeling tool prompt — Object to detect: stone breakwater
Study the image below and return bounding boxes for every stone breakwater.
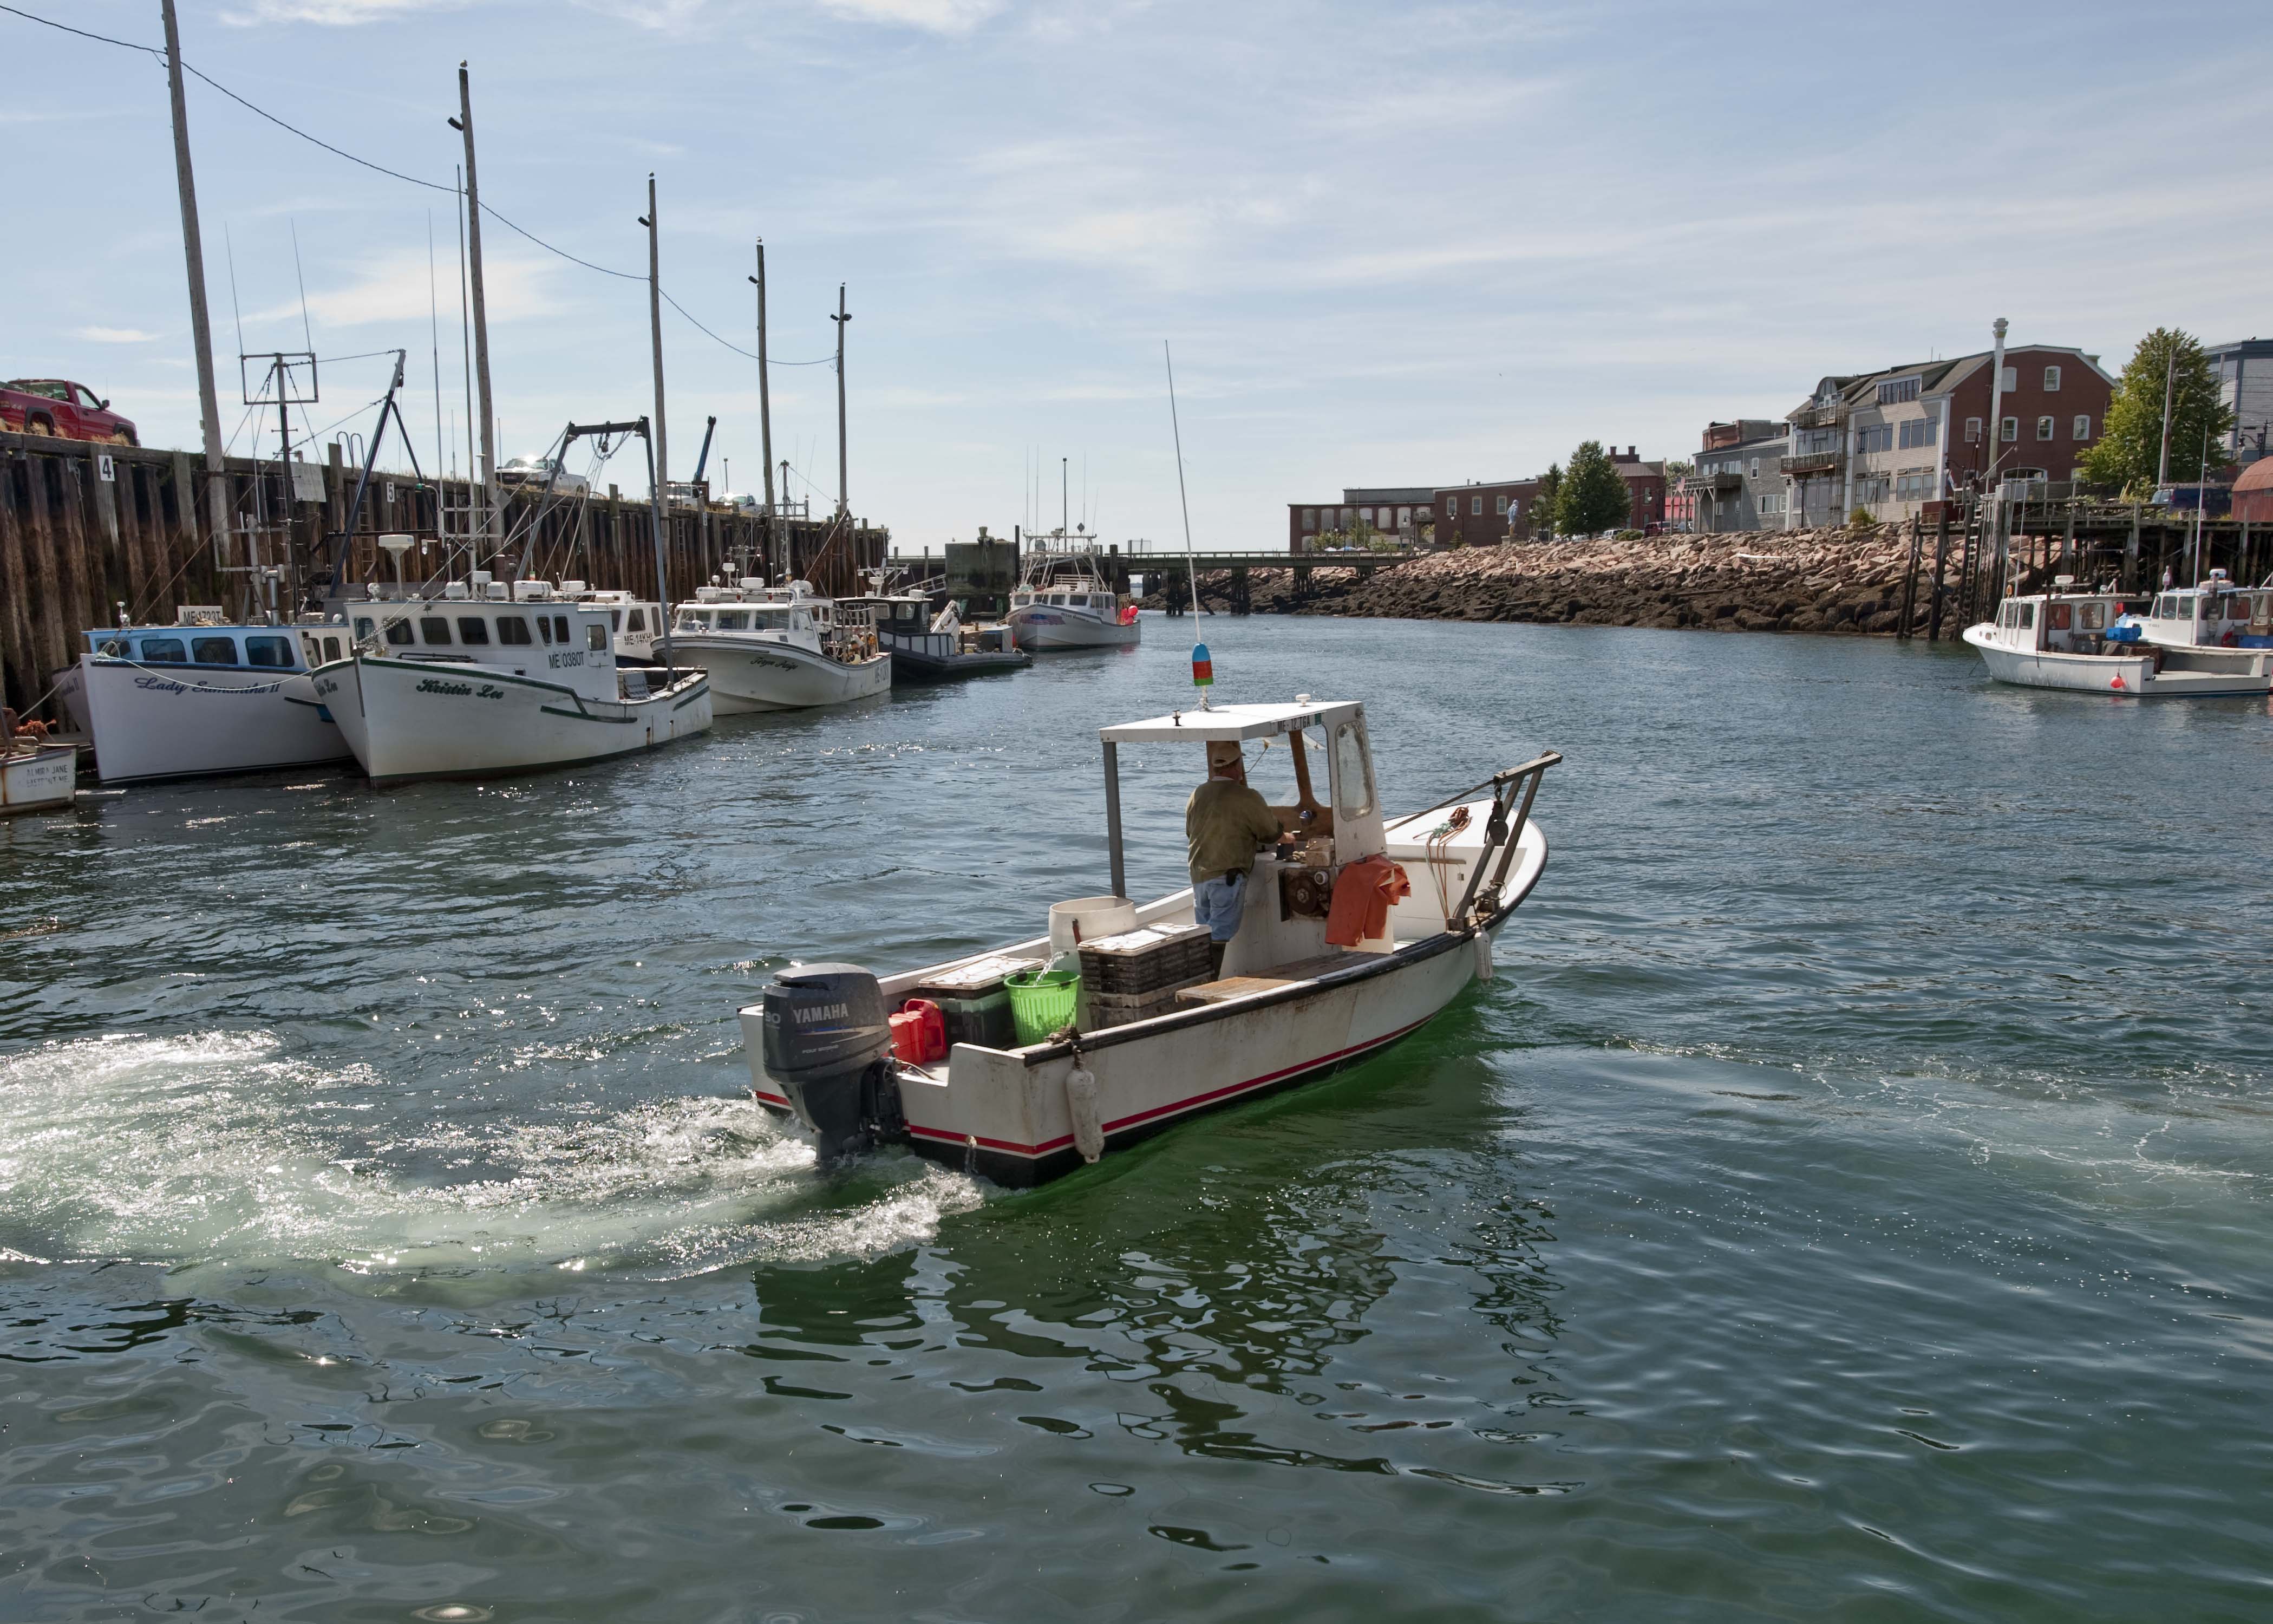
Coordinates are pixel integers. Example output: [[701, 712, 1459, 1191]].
[[1173, 527, 1947, 635]]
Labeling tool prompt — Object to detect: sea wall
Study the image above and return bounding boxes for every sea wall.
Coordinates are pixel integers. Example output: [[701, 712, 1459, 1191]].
[[1181, 527, 1945, 635]]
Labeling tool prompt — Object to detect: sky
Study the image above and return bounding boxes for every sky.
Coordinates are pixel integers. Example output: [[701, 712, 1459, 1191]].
[[4, 0, 2269, 552]]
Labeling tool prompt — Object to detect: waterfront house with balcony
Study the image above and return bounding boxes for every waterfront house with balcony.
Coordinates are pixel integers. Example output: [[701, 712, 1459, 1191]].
[[1681, 425, 1790, 532], [1785, 344, 2112, 527]]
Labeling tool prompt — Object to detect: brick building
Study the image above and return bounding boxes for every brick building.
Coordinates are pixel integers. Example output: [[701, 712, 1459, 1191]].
[[1433, 478, 1538, 546], [1435, 448, 1667, 544], [1785, 343, 2113, 527], [1287, 486, 1433, 552]]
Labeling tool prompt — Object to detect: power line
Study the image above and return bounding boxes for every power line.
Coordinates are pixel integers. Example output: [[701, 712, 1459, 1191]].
[[0, 3, 158, 54], [4, 4, 820, 372]]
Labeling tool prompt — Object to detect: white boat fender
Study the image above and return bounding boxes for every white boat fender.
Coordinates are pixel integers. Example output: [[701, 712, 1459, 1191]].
[[1064, 1056, 1104, 1164], [1473, 930, 1493, 982]]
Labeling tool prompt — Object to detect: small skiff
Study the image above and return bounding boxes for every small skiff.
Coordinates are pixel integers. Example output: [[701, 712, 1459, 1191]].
[[741, 697, 1556, 1185], [1, 738, 78, 816]]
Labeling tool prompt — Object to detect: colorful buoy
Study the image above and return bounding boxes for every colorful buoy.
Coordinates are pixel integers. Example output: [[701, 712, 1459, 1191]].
[[1191, 642, 1213, 688]]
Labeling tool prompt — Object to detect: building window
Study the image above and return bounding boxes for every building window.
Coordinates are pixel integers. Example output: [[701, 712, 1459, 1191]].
[[2073, 415, 2091, 440], [1749, 457, 1760, 478], [1999, 366, 2016, 391], [1854, 425, 1892, 455], [2001, 416, 2018, 442], [2044, 365, 2061, 391], [1418, 505, 1431, 521], [1898, 418, 1937, 450], [2035, 415, 2055, 441], [1471, 495, 1482, 516], [1965, 416, 1982, 442], [1341, 508, 1354, 529], [1302, 507, 1317, 530], [1397, 506, 1411, 526], [1494, 494, 1508, 515], [1876, 376, 1921, 405]]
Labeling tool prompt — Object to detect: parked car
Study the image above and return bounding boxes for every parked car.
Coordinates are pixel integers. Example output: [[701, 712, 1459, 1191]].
[[496, 455, 590, 495], [2, 379, 137, 445]]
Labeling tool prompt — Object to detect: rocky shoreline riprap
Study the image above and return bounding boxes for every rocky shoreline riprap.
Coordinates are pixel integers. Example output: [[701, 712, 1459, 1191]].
[[1152, 527, 1949, 635]]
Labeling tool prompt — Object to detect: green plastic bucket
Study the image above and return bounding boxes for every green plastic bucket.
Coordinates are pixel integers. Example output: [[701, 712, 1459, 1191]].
[[1005, 969, 1080, 1045]]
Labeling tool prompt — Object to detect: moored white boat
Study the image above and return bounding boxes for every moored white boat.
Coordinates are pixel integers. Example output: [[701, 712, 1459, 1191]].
[[669, 579, 891, 713], [57, 614, 352, 784], [740, 697, 1556, 1185], [1005, 550, 1140, 651], [1964, 579, 2272, 698], [839, 591, 1031, 681], [310, 583, 711, 785]]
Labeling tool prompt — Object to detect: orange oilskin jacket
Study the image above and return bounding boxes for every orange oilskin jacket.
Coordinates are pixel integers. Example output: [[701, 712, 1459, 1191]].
[[1324, 856, 1411, 948]]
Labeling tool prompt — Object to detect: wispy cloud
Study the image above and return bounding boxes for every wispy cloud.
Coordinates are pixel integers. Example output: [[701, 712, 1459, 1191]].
[[74, 327, 159, 344], [254, 251, 565, 329], [219, 0, 466, 23], [818, 0, 1004, 34]]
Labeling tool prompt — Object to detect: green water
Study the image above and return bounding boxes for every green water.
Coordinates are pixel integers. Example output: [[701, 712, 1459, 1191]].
[[2, 618, 2268, 1621]]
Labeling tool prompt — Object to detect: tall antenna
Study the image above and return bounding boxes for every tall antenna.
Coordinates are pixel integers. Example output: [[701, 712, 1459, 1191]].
[[428, 211, 443, 498], [1164, 339, 1209, 705]]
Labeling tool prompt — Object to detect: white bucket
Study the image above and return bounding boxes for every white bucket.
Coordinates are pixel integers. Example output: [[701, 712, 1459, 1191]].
[[1049, 895, 1136, 955]]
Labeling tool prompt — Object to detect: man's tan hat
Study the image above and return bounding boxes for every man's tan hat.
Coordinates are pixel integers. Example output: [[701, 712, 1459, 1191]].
[[1206, 740, 1244, 769]]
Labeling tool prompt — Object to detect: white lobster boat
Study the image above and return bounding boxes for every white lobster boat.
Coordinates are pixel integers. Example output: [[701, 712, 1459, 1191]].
[[1005, 552, 1140, 652], [669, 579, 891, 713], [55, 613, 352, 784], [309, 582, 711, 785], [1964, 579, 2272, 697], [740, 697, 1556, 1185]]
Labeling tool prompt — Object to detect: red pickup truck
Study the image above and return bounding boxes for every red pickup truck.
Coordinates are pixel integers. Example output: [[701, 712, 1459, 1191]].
[[1, 380, 138, 445]]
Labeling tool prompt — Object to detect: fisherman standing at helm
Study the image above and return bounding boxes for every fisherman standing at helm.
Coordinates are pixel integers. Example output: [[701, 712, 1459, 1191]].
[[1187, 740, 1290, 977]]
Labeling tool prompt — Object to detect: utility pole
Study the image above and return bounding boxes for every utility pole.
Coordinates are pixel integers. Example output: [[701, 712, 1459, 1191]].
[[1062, 456, 1069, 537], [831, 284, 851, 517], [749, 243, 775, 519], [453, 65, 498, 550], [642, 175, 669, 501], [160, 1, 229, 560]]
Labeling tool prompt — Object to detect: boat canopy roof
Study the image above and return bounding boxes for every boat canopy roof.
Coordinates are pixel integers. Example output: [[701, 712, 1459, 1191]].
[[1099, 700, 1360, 745]]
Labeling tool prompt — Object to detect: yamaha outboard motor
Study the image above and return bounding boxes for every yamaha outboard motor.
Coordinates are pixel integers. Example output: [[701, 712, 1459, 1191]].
[[760, 963, 903, 1163]]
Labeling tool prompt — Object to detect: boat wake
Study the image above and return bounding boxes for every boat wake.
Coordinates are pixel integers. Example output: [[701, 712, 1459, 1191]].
[[0, 1031, 984, 1278]]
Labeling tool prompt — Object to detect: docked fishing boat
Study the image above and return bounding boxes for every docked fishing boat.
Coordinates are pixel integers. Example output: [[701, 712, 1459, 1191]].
[[54, 611, 352, 784], [1, 723, 77, 816], [2138, 571, 2273, 654], [669, 579, 891, 713], [741, 696, 1557, 1185], [565, 585, 665, 663], [839, 592, 1030, 682], [1005, 551, 1140, 652], [308, 577, 711, 785], [1964, 578, 2272, 697]]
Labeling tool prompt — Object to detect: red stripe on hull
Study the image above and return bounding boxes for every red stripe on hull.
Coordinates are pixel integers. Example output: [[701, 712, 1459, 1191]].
[[903, 1014, 1431, 1160]]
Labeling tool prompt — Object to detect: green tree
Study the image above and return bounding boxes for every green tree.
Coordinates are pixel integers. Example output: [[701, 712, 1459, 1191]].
[[2077, 328, 2234, 493], [1531, 462, 1562, 539], [1555, 440, 1631, 536]]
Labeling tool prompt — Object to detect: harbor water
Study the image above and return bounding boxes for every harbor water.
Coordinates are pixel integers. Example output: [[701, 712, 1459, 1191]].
[[3, 617, 2269, 1621]]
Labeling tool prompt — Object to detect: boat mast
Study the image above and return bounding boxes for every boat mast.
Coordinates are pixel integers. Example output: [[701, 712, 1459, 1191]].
[[453, 66, 498, 558], [1164, 340, 1205, 678]]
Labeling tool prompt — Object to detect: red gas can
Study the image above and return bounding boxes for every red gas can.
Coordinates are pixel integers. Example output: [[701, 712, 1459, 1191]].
[[889, 998, 948, 1065]]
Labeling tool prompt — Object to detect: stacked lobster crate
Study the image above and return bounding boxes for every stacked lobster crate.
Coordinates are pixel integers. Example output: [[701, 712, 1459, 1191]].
[[1077, 922, 1214, 1030]]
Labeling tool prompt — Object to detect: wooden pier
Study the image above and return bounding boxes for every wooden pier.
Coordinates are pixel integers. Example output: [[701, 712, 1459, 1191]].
[[0, 431, 886, 720]]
